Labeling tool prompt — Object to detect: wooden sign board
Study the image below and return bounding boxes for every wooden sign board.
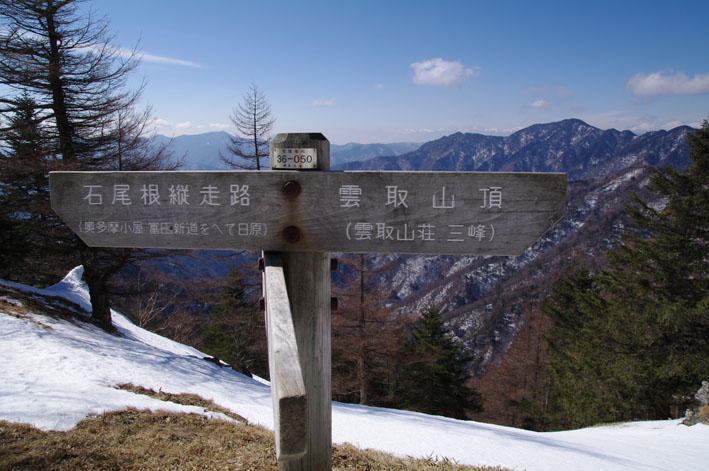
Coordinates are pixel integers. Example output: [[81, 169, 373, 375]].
[[49, 170, 566, 256]]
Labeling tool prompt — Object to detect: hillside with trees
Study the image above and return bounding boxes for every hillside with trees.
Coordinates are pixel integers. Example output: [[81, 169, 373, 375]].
[[470, 122, 708, 429]]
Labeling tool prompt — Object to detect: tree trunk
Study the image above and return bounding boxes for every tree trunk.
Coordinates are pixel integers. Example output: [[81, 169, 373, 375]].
[[45, 6, 76, 163], [80, 244, 114, 332], [46, 6, 109, 331], [358, 255, 368, 404]]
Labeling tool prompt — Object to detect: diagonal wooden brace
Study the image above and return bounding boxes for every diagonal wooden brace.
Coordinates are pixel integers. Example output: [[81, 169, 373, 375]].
[[262, 251, 307, 460]]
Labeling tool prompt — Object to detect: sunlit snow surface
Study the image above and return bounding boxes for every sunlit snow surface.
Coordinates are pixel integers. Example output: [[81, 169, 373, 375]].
[[1, 267, 707, 471]]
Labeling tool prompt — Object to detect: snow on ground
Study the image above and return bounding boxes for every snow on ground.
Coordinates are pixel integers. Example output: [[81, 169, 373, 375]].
[[1, 267, 708, 471]]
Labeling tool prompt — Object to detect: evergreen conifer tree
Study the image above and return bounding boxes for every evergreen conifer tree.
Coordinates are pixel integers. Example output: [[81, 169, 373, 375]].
[[0, 94, 77, 283], [201, 269, 268, 378], [543, 121, 709, 428], [398, 307, 482, 419]]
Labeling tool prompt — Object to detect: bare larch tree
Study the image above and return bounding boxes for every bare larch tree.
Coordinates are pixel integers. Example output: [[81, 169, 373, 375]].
[[221, 83, 275, 170]]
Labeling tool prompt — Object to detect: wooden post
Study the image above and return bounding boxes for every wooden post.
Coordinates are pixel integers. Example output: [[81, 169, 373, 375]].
[[270, 133, 332, 471]]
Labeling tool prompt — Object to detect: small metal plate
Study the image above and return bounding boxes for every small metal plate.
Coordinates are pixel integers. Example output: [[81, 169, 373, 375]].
[[271, 148, 318, 169]]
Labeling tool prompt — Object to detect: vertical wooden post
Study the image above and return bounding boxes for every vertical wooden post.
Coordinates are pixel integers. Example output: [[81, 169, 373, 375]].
[[270, 133, 332, 471]]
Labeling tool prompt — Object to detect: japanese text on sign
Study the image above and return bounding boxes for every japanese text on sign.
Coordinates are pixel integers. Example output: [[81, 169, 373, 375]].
[[51, 170, 566, 255]]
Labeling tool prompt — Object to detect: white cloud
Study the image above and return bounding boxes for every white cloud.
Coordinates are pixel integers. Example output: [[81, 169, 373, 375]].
[[209, 122, 232, 131], [175, 121, 194, 129], [627, 70, 709, 97], [312, 97, 336, 107], [529, 99, 549, 109], [410, 58, 479, 87], [5, 29, 203, 68], [139, 51, 203, 68], [114, 47, 203, 68]]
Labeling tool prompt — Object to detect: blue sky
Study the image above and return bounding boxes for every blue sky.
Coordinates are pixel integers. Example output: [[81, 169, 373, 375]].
[[90, 0, 709, 144]]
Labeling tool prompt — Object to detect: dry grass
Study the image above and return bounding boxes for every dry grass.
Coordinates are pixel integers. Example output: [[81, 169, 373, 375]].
[[115, 383, 249, 424], [0, 409, 507, 471], [332, 443, 507, 470], [0, 409, 277, 471]]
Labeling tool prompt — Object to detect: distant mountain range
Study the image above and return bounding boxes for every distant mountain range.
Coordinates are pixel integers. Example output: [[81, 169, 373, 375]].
[[337, 118, 693, 376], [153, 132, 421, 170], [154, 119, 695, 380], [338, 118, 691, 181]]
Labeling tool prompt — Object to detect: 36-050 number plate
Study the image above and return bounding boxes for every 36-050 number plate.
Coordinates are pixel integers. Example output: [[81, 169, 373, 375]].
[[271, 148, 318, 169]]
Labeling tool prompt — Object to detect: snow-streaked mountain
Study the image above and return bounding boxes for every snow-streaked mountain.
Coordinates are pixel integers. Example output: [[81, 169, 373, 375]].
[[1, 269, 707, 471], [149, 120, 694, 375], [335, 119, 693, 373], [340, 119, 691, 181]]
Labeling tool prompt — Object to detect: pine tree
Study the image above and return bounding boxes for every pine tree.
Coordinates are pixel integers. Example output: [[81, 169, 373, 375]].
[[397, 307, 482, 419], [201, 269, 268, 378], [0, 93, 77, 283], [542, 270, 630, 428], [543, 121, 709, 428], [603, 120, 709, 415]]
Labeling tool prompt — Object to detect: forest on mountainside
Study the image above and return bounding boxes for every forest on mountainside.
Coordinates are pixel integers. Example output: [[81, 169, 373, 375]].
[[470, 122, 708, 430]]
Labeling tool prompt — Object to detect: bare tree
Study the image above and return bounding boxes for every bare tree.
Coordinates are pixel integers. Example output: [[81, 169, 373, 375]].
[[332, 254, 405, 406], [0, 0, 178, 330], [221, 83, 274, 170]]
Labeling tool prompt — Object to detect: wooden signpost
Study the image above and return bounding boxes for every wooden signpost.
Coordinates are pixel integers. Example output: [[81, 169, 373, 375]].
[[49, 170, 565, 256], [50, 132, 566, 471]]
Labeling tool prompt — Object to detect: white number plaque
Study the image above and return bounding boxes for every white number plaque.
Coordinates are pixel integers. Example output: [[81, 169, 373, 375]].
[[271, 148, 318, 169]]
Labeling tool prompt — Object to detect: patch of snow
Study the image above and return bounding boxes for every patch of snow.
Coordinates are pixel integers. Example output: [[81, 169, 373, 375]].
[[1, 268, 708, 471], [602, 168, 644, 194], [446, 256, 475, 277]]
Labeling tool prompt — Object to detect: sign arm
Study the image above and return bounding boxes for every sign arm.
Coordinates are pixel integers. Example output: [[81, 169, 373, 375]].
[[262, 250, 308, 460]]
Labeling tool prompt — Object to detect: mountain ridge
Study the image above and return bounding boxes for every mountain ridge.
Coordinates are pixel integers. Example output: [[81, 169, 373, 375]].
[[333, 118, 694, 380], [338, 118, 691, 181]]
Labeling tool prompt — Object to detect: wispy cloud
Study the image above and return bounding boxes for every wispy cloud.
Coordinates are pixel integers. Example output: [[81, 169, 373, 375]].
[[528, 99, 549, 109], [312, 97, 337, 107], [521, 86, 574, 106], [410, 58, 479, 87], [115, 47, 203, 68], [627, 70, 709, 97], [175, 121, 194, 130], [139, 51, 203, 68]]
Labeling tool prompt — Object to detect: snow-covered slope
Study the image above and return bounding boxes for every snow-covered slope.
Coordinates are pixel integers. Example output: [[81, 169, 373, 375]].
[[1, 268, 707, 471]]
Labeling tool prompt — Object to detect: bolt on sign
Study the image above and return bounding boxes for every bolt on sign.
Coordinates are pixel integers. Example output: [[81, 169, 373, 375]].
[[49, 170, 566, 256]]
